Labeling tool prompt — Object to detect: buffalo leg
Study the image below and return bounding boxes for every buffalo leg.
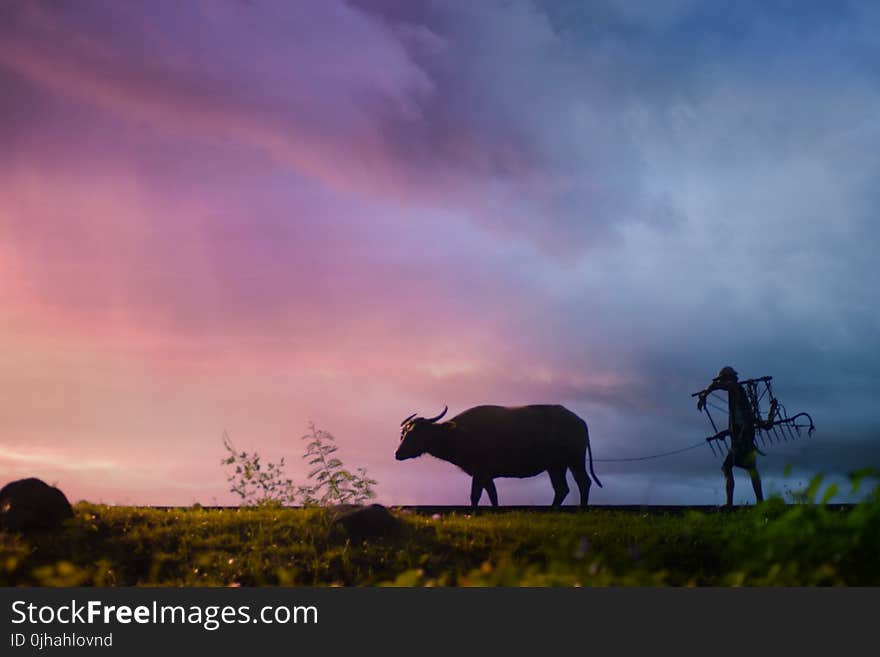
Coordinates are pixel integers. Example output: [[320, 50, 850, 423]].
[[470, 477, 483, 509], [484, 479, 499, 507], [570, 460, 592, 508], [548, 467, 570, 507]]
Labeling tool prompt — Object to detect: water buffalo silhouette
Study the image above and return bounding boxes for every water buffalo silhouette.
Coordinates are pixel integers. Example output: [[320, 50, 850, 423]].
[[395, 404, 602, 509]]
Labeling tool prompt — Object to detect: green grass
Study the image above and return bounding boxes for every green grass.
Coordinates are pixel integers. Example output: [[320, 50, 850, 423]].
[[2, 491, 879, 586]]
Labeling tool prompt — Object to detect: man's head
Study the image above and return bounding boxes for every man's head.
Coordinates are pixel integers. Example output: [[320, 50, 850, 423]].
[[716, 366, 739, 382]]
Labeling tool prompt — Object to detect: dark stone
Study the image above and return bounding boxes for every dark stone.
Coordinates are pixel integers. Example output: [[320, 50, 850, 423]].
[[330, 504, 400, 540], [0, 477, 74, 532]]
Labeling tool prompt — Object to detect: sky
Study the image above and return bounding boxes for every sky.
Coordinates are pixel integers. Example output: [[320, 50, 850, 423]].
[[1, 0, 878, 506]]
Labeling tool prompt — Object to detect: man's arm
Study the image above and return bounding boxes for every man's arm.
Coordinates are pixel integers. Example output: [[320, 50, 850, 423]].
[[706, 429, 731, 443], [696, 379, 730, 410]]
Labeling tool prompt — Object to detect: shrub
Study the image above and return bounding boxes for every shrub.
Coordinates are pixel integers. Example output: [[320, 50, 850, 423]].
[[221, 424, 377, 507], [221, 432, 297, 506], [298, 423, 377, 506]]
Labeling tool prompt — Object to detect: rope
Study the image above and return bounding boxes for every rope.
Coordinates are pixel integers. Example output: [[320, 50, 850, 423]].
[[593, 421, 813, 464], [594, 376, 814, 465], [594, 440, 708, 463]]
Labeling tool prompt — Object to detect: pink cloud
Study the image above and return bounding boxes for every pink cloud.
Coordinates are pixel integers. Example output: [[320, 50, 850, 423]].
[[0, 0, 633, 257], [0, 0, 437, 197], [0, 156, 621, 503]]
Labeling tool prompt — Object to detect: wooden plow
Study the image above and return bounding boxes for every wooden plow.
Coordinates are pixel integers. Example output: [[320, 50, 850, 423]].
[[691, 375, 815, 457]]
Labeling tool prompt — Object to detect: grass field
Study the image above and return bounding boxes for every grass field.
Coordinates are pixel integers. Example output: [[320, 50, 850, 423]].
[[3, 479, 879, 587]]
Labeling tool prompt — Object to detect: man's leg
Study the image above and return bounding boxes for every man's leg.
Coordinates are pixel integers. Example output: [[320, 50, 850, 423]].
[[722, 453, 734, 507], [744, 450, 763, 503], [748, 467, 764, 503]]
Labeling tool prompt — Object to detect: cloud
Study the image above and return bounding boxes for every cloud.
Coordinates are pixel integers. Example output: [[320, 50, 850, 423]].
[[0, 445, 119, 473], [0, 0, 680, 257], [0, 0, 432, 191]]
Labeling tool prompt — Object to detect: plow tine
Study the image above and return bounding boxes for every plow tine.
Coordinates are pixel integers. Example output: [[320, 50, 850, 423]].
[[772, 425, 783, 444], [704, 408, 719, 435]]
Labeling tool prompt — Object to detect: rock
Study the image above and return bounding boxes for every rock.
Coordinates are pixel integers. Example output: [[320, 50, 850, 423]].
[[0, 478, 74, 532], [330, 503, 400, 540]]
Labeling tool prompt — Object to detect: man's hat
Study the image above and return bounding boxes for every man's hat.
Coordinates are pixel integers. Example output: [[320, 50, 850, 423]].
[[716, 366, 738, 381]]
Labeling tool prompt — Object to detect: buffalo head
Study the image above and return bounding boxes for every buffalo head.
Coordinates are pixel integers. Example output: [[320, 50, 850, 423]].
[[395, 406, 448, 460]]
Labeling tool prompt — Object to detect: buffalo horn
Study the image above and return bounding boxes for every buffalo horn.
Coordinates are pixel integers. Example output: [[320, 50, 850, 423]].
[[425, 406, 448, 423]]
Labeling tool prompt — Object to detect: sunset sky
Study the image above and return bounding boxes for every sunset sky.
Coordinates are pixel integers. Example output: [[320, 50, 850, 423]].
[[1, 0, 878, 506]]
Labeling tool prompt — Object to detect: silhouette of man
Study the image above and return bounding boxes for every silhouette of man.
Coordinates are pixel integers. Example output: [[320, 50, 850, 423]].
[[697, 366, 764, 506]]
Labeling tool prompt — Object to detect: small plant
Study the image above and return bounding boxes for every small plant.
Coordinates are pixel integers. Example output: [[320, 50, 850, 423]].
[[221, 431, 297, 506], [298, 423, 378, 506], [221, 425, 378, 507]]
